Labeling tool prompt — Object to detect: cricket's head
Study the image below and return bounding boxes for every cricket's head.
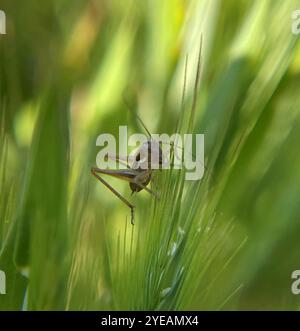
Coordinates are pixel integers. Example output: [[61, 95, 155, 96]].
[[130, 139, 168, 171], [129, 171, 152, 193]]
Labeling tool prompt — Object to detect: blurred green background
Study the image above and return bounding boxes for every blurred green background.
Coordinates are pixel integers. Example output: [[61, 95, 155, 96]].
[[0, 0, 300, 310]]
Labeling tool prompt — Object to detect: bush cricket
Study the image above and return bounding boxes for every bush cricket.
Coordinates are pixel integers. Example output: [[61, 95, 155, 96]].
[[91, 37, 203, 225], [91, 115, 165, 225]]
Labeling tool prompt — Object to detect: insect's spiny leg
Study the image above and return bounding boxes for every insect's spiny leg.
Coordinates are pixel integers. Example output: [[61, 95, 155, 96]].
[[91, 167, 135, 225], [130, 208, 134, 226], [133, 181, 160, 199]]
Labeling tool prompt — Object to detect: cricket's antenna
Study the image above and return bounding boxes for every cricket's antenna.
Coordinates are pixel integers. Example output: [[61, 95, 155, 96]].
[[189, 34, 203, 130], [135, 113, 151, 138], [122, 90, 151, 138], [181, 54, 189, 113], [175, 53, 189, 134]]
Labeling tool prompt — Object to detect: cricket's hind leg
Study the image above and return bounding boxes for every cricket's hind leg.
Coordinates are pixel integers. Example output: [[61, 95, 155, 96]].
[[91, 167, 135, 225]]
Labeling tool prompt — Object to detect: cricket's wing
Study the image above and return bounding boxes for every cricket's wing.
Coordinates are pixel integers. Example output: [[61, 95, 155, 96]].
[[106, 153, 130, 169]]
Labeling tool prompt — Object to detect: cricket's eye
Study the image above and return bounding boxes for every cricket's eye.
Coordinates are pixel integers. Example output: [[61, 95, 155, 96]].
[[135, 153, 140, 161]]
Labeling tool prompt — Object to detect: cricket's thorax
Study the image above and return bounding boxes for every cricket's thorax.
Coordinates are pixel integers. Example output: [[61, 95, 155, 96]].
[[131, 140, 164, 170], [129, 140, 163, 193]]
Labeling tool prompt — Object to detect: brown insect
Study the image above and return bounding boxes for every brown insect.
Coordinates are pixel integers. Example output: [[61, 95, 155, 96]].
[[92, 37, 203, 225], [91, 116, 164, 225]]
